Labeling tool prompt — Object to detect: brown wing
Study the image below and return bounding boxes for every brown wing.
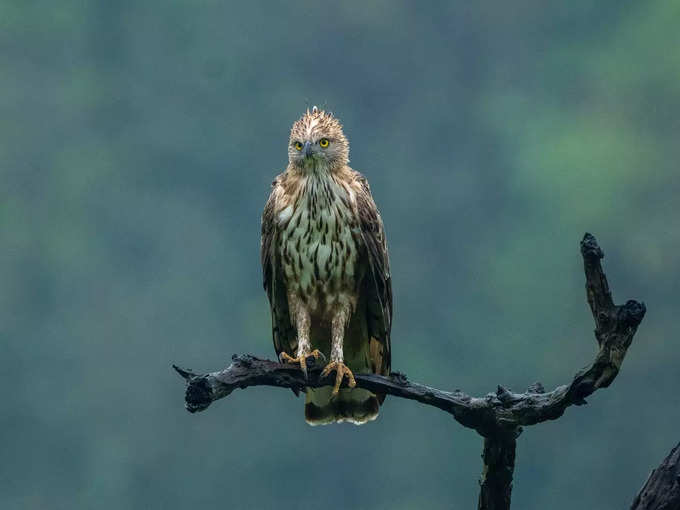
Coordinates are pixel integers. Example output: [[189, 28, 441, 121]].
[[353, 171, 392, 377], [261, 177, 296, 360]]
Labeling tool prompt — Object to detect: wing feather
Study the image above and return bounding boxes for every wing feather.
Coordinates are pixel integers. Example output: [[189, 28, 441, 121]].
[[352, 171, 392, 376], [261, 176, 296, 359]]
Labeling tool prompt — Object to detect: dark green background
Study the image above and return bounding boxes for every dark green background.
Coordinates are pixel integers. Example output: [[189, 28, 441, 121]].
[[2, 1, 678, 509]]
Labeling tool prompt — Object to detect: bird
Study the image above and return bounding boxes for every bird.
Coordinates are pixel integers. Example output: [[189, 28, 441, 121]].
[[261, 106, 392, 425]]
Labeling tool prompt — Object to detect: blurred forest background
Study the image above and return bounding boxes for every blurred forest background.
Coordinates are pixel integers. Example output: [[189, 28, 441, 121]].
[[2, 1, 679, 509]]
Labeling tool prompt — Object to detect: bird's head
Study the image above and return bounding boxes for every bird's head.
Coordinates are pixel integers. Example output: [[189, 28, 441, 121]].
[[288, 106, 349, 174]]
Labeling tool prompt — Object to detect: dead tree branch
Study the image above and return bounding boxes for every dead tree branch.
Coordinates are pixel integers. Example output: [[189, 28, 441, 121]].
[[174, 233, 645, 510], [631, 442, 680, 510]]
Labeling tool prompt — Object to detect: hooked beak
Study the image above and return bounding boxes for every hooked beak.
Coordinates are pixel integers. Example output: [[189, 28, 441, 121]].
[[303, 141, 313, 158]]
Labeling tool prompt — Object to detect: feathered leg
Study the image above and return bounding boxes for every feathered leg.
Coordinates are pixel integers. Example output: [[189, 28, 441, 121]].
[[279, 293, 324, 377], [321, 304, 356, 395], [306, 302, 380, 425]]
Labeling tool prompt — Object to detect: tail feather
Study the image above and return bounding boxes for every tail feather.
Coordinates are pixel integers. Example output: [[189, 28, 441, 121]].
[[305, 387, 381, 426]]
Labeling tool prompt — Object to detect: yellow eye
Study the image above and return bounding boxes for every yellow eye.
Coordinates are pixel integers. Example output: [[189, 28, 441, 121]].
[[294, 141, 303, 151], [319, 138, 329, 148]]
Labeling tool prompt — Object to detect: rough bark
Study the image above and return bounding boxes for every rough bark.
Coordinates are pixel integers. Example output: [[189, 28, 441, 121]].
[[631, 442, 680, 510], [478, 434, 518, 510], [174, 233, 646, 510]]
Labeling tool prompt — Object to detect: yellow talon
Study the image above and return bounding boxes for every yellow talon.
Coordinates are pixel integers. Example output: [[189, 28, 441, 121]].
[[279, 349, 325, 378], [321, 361, 356, 395]]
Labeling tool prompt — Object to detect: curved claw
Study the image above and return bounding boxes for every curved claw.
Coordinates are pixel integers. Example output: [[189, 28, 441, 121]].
[[321, 361, 357, 396], [308, 349, 327, 365], [279, 350, 325, 380]]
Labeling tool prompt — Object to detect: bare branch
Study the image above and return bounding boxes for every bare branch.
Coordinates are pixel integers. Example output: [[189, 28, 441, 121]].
[[631, 442, 680, 510], [174, 233, 645, 436], [478, 435, 517, 510], [173, 233, 645, 510]]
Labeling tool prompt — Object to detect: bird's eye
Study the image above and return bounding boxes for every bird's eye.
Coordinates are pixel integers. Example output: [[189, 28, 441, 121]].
[[294, 141, 303, 151], [319, 138, 329, 148]]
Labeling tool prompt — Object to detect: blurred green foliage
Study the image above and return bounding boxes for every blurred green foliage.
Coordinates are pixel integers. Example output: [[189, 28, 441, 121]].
[[1, 1, 678, 509]]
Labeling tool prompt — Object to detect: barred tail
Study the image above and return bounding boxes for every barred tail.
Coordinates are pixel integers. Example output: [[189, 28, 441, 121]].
[[305, 386, 381, 425]]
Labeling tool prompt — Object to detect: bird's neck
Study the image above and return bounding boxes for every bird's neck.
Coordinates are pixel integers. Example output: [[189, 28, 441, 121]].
[[287, 158, 346, 178], [287, 167, 349, 210], [282, 163, 353, 208]]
